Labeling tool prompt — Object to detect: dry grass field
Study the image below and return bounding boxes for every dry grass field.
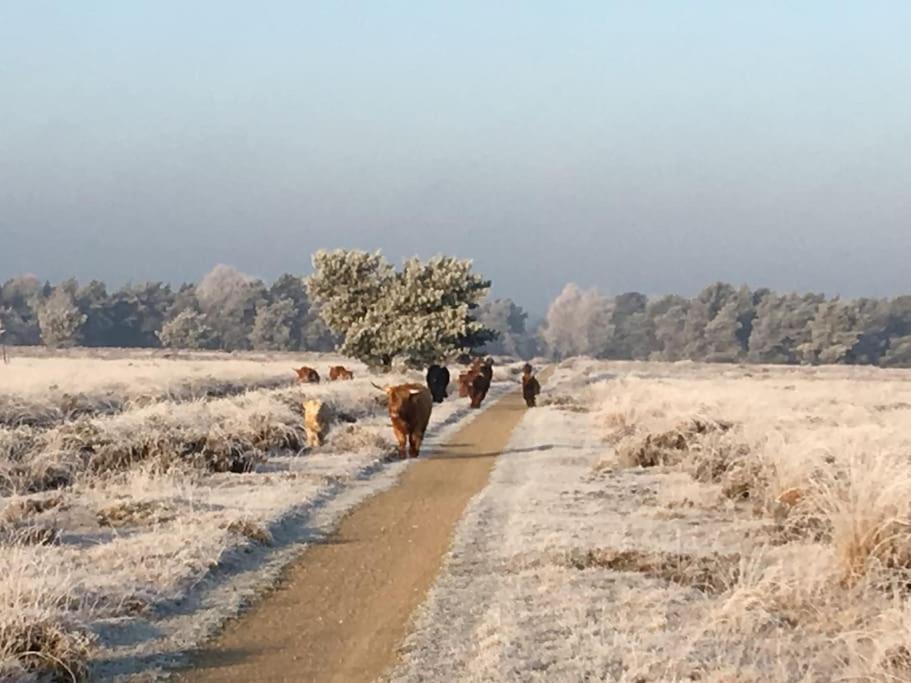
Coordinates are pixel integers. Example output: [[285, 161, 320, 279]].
[[392, 359, 911, 682], [7, 350, 911, 681], [0, 349, 523, 681]]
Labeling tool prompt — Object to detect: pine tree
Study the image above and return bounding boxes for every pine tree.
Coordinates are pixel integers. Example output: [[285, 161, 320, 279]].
[[307, 250, 495, 368]]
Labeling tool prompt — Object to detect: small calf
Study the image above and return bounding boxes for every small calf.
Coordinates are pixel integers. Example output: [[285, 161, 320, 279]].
[[303, 399, 331, 447]]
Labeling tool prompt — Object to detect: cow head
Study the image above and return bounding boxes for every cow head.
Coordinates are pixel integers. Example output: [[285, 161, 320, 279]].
[[373, 383, 424, 415]]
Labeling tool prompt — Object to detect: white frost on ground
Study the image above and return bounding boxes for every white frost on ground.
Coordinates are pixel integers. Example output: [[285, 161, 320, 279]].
[[90, 377, 518, 681], [391, 361, 911, 682]]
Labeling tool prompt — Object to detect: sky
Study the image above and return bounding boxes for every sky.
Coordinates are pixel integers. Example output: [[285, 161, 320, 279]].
[[2, 2, 910, 315]]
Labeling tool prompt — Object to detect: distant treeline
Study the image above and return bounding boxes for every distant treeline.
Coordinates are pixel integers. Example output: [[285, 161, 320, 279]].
[[2, 269, 910, 367], [540, 282, 911, 367], [0, 266, 335, 352], [0, 264, 533, 359]]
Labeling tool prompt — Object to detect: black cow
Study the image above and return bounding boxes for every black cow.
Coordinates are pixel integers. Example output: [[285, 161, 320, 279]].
[[426, 364, 451, 403], [522, 363, 541, 407]]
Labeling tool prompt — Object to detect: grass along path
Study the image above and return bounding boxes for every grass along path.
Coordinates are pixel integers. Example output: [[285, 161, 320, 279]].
[[175, 375, 548, 683]]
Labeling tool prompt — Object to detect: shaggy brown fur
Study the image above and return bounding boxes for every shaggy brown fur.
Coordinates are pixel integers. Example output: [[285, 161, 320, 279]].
[[522, 364, 541, 408], [303, 399, 332, 448], [378, 383, 433, 458], [294, 366, 321, 383], [328, 366, 354, 381], [468, 359, 494, 409]]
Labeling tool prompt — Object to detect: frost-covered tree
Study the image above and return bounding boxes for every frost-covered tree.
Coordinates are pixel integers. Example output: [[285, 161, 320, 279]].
[[37, 286, 86, 348], [883, 335, 911, 367], [703, 286, 756, 362], [540, 284, 613, 359], [649, 297, 689, 361], [249, 298, 295, 351], [844, 297, 892, 365], [748, 293, 822, 364], [1, 275, 43, 345], [477, 298, 534, 358], [196, 265, 265, 351], [157, 309, 217, 349], [604, 292, 652, 360], [75, 280, 113, 347], [307, 250, 495, 368], [703, 301, 743, 362], [268, 274, 335, 351], [798, 299, 863, 365], [677, 283, 740, 361], [117, 282, 174, 347]]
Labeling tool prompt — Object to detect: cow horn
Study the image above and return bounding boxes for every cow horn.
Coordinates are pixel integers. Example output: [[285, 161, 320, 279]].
[[371, 382, 386, 392]]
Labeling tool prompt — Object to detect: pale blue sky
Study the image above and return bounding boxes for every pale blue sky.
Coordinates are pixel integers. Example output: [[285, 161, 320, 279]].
[[2, 2, 909, 313]]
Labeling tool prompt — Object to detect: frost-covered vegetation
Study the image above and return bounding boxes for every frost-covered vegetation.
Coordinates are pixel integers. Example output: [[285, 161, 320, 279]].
[[306, 250, 496, 367], [393, 358, 911, 681], [6, 269, 911, 367], [0, 350, 521, 680], [0, 269, 335, 353], [541, 282, 911, 366]]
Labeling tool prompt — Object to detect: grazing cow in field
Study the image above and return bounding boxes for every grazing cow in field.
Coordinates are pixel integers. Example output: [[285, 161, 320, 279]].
[[468, 358, 494, 409], [521, 363, 541, 408], [329, 365, 354, 381], [303, 399, 331, 448], [294, 366, 320, 384], [426, 364, 450, 403], [374, 382, 433, 458]]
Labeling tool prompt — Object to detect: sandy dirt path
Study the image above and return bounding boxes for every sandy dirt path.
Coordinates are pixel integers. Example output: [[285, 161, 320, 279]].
[[176, 379, 543, 683]]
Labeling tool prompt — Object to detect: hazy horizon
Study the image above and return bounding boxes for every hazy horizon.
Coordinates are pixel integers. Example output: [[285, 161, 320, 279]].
[[3, 3, 911, 314]]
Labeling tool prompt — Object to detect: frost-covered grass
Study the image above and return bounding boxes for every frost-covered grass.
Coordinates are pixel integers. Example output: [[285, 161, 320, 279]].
[[0, 350, 523, 680], [0, 348, 358, 428], [392, 359, 911, 682]]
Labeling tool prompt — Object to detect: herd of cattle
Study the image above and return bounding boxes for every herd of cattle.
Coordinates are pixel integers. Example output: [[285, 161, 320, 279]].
[[293, 359, 542, 459]]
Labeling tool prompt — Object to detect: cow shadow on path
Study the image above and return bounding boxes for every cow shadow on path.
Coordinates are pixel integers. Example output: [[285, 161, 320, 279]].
[[433, 443, 584, 459]]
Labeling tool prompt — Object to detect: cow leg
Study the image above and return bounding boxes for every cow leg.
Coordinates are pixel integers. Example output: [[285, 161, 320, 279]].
[[393, 429, 408, 459], [409, 433, 423, 458]]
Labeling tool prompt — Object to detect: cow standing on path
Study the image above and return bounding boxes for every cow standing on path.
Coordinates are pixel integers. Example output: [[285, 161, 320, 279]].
[[468, 358, 494, 409], [521, 363, 541, 407], [426, 365, 450, 403], [458, 358, 483, 397], [375, 383, 433, 458]]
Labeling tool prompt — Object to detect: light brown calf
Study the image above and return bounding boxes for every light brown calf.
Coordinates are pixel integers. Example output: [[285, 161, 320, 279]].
[[303, 399, 331, 448]]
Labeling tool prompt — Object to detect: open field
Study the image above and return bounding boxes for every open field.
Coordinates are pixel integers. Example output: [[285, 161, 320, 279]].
[[392, 359, 911, 682], [0, 348, 357, 429], [7, 352, 911, 681], [0, 349, 525, 681]]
